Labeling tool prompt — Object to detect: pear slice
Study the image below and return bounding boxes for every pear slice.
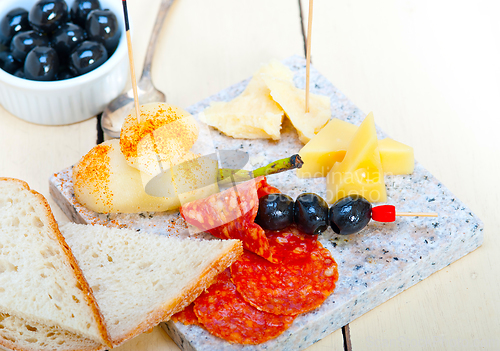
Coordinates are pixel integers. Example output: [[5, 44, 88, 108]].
[[73, 139, 180, 213], [171, 153, 220, 205], [326, 113, 387, 203], [141, 150, 219, 203], [120, 103, 199, 175]]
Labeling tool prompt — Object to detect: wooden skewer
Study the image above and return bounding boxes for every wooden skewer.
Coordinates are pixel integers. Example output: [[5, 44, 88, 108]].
[[396, 212, 438, 217], [122, 0, 142, 123], [305, 0, 313, 113]]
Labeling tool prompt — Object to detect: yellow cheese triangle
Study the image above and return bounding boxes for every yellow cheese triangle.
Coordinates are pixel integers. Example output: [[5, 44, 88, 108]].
[[326, 113, 387, 203], [297, 118, 357, 178], [298, 120, 415, 178], [378, 138, 415, 175]]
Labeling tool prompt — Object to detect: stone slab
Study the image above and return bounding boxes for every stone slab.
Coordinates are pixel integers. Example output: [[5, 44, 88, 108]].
[[49, 56, 483, 351]]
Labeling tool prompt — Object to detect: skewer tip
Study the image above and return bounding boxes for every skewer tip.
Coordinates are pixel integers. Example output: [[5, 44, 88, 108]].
[[395, 212, 438, 217]]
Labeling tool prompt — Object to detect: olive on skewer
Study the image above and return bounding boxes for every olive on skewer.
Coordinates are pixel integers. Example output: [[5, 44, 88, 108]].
[[256, 194, 294, 231], [257, 193, 330, 235], [294, 193, 329, 235], [255, 193, 437, 235], [328, 195, 372, 235]]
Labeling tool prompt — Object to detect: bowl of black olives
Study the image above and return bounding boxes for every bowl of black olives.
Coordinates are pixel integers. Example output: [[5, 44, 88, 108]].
[[0, 0, 127, 125]]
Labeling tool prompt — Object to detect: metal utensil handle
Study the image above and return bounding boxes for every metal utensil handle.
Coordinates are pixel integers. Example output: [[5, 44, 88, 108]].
[[141, 0, 175, 80]]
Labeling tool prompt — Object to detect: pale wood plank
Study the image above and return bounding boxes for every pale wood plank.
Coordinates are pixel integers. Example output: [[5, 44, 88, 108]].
[[304, 0, 500, 349], [127, 0, 305, 109], [0, 106, 97, 224], [315, 329, 345, 351], [113, 326, 180, 351]]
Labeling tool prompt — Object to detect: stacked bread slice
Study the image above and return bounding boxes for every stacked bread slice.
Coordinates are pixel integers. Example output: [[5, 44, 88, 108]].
[[60, 222, 242, 347], [0, 178, 242, 350], [0, 178, 110, 351]]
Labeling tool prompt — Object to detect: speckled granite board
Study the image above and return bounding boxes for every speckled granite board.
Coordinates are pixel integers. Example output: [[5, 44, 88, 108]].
[[49, 56, 483, 351]]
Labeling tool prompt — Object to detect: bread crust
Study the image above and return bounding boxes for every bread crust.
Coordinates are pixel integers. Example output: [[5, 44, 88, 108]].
[[0, 178, 111, 349], [109, 239, 243, 347]]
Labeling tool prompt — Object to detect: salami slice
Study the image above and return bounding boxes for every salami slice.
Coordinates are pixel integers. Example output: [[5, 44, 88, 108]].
[[193, 270, 296, 344], [171, 303, 200, 326], [180, 177, 277, 262], [231, 227, 339, 316]]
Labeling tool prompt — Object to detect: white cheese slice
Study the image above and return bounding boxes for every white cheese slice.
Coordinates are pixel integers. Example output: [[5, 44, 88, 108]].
[[262, 74, 331, 144], [202, 60, 294, 140]]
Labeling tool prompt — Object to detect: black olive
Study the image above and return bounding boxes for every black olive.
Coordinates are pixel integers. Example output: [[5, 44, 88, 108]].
[[70, 0, 101, 28], [86, 9, 120, 55], [329, 195, 372, 235], [51, 23, 86, 61], [24, 46, 59, 81], [68, 40, 107, 76], [13, 68, 24, 78], [10, 30, 49, 62], [56, 67, 73, 80], [255, 193, 294, 231], [29, 0, 68, 34], [0, 50, 21, 74], [0, 8, 31, 46], [294, 193, 329, 235]]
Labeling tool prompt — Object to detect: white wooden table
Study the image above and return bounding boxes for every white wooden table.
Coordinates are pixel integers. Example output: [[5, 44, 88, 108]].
[[1, 0, 499, 350]]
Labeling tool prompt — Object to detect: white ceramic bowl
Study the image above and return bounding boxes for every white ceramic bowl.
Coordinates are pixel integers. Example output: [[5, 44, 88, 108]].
[[0, 0, 128, 125]]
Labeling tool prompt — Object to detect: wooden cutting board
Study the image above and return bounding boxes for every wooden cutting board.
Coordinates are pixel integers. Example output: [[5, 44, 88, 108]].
[[49, 56, 483, 351]]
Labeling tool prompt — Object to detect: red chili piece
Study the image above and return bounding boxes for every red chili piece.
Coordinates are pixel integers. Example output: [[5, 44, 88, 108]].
[[231, 227, 339, 316], [193, 269, 296, 345], [180, 177, 277, 263], [371, 205, 396, 222]]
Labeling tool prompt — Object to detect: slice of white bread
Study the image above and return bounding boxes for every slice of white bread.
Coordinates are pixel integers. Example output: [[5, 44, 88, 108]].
[[0, 178, 110, 351], [60, 222, 243, 347], [0, 312, 104, 351]]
